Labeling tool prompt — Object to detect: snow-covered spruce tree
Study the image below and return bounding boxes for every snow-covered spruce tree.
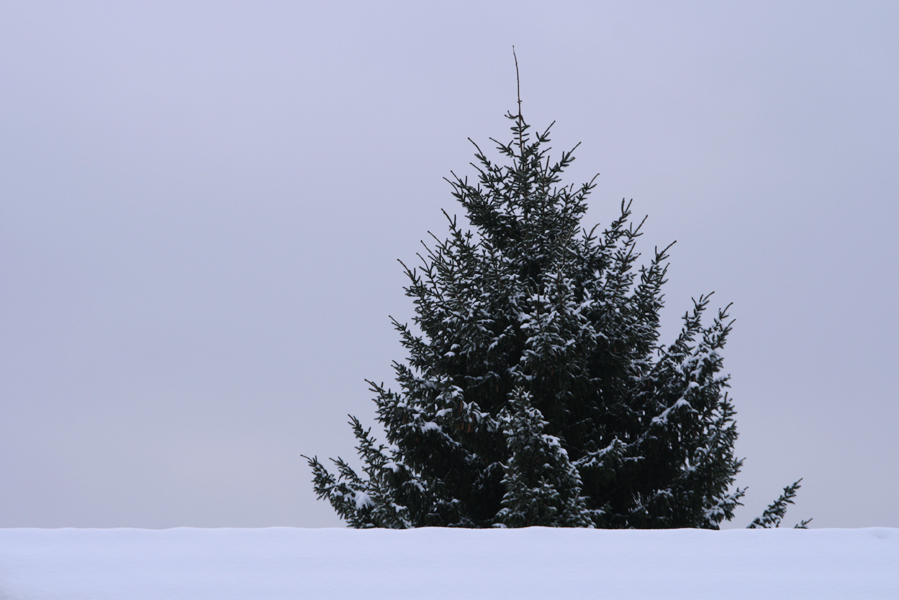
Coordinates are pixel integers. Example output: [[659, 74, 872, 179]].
[[496, 387, 595, 528], [306, 108, 782, 529]]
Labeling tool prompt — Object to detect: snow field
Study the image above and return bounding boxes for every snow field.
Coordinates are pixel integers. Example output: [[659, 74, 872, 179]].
[[0, 527, 896, 599]]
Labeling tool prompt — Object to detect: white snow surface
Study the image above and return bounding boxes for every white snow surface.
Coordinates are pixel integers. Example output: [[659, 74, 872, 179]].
[[0, 527, 896, 599]]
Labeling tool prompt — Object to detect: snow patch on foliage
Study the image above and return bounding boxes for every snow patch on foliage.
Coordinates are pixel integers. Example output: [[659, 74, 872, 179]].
[[354, 491, 373, 510], [652, 398, 692, 425]]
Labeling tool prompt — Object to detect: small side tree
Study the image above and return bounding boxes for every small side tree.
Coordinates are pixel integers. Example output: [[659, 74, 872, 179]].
[[749, 479, 811, 529], [496, 388, 596, 528], [306, 103, 803, 529]]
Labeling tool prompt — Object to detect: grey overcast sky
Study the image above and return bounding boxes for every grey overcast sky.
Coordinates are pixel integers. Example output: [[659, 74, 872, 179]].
[[1, 1, 897, 529]]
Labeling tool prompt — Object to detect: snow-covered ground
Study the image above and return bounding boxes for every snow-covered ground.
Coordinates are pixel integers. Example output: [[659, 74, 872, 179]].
[[0, 527, 896, 599]]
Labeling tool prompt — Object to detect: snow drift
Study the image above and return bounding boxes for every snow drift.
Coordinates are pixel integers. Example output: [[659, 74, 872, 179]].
[[0, 527, 896, 599]]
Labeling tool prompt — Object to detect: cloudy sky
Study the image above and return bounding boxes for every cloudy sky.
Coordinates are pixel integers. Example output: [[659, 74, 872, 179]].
[[2, 1, 897, 529]]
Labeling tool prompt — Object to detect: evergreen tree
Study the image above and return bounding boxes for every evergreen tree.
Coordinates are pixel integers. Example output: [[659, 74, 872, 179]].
[[496, 387, 596, 527], [306, 105, 800, 529]]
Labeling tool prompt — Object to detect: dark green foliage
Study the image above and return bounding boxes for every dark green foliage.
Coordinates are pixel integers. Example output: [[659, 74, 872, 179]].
[[306, 108, 801, 529], [496, 388, 597, 527]]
